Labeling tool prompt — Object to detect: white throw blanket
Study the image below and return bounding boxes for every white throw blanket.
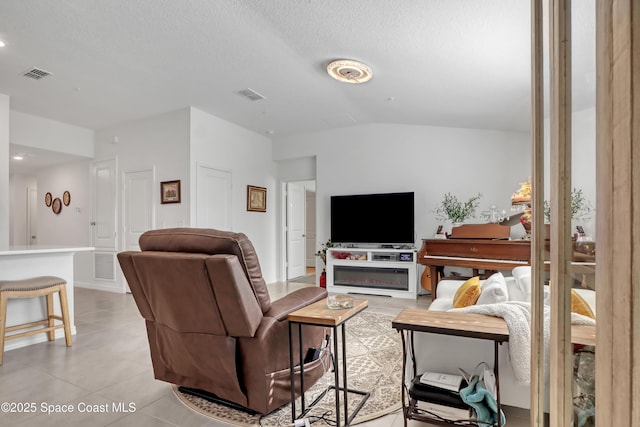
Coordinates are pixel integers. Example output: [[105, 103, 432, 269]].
[[449, 301, 595, 384]]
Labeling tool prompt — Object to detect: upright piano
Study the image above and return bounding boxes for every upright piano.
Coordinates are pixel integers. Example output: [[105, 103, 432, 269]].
[[418, 224, 529, 294], [418, 223, 596, 295]]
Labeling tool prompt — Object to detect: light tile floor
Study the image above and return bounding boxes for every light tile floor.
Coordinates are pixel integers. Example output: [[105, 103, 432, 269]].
[[0, 282, 533, 426]]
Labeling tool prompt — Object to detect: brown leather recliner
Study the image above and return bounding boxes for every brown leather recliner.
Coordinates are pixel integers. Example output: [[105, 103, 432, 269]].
[[117, 228, 329, 414]]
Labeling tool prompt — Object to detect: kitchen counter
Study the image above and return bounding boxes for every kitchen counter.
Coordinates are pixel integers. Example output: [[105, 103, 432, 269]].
[[0, 245, 94, 351]]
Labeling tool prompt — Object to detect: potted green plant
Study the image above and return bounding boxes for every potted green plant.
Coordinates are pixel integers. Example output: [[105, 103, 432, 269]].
[[315, 240, 333, 288], [435, 192, 482, 226]]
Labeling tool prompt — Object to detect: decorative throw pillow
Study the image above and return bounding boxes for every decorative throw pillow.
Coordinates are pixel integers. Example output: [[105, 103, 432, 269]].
[[476, 272, 509, 305], [571, 289, 596, 319], [511, 266, 532, 302], [453, 276, 482, 308]]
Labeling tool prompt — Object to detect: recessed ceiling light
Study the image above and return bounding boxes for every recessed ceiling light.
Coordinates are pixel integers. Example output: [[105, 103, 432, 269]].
[[12, 154, 24, 160], [0, 40, 5, 48], [326, 59, 373, 84]]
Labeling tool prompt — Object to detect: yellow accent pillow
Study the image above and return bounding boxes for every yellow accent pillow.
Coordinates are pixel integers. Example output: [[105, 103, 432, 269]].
[[453, 276, 482, 308], [571, 289, 595, 319]]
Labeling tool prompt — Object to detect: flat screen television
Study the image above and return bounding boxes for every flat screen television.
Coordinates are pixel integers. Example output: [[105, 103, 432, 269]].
[[330, 192, 415, 245]]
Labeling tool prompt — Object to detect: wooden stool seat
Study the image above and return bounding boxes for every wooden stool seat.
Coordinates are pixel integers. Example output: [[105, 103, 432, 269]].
[[0, 276, 72, 365]]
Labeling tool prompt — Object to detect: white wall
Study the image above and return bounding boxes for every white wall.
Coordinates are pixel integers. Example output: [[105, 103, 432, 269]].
[[277, 157, 316, 182], [274, 123, 532, 267], [0, 94, 9, 249], [5, 111, 94, 283], [95, 108, 191, 231], [10, 111, 94, 157], [91, 109, 190, 291], [189, 107, 278, 283], [34, 160, 93, 282], [94, 107, 279, 286], [35, 160, 92, 246]]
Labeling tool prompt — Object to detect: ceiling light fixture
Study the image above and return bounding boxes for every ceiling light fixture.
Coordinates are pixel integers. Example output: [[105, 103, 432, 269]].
[[326, 59, 373, 84], [0, 40, 5, 48], [12, 153, 25, 160]]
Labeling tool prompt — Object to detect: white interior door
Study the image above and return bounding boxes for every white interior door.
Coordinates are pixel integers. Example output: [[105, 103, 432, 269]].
[[124, 170, 154, 251], [305, 190, 316, 267], [91, 159, 117, 249], [91, 159, 118, 286], [27, 186, 38, 246], [196, 165, 232, 230], [286, 182, 306, 279]]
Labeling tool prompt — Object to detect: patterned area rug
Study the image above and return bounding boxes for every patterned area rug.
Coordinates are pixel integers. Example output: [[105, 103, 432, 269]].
[[172, 310, 403, 426]]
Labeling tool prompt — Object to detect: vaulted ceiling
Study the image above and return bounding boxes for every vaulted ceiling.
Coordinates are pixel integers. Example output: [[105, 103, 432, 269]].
[[0, 1, 595, 140]]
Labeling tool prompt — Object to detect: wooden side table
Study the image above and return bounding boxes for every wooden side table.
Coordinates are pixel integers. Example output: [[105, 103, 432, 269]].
[[392, 309, 509, 427], [392, 309, 596, 426], [288, 298, 369, 427]]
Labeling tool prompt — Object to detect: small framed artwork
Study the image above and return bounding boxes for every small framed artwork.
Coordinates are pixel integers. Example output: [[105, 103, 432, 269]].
[[161, 180, 181, 204], [45, 192, 52, 207], [247, 185, 267, 212], [52, 197, 62, 214], [63, 191, 71, 206]]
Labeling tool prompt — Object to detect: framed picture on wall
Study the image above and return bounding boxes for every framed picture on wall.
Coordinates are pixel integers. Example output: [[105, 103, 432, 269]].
[[52, 197, 62, 214], [161, 180, 181, 204], [247, 185, 267, 212]]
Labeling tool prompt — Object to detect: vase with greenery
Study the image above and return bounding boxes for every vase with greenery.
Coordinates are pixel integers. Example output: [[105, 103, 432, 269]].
[[435, 192, 482, 225], [543, 188, 593, 223]]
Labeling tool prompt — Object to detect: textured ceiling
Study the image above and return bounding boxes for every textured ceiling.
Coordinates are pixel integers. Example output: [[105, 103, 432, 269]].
[[0, 0, 595, 141]]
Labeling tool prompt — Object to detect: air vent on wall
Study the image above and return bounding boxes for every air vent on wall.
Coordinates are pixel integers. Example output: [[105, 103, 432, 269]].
[[23, 67, 53, 80], [94, 252, 115, 281], [235, 88, 265, 101]]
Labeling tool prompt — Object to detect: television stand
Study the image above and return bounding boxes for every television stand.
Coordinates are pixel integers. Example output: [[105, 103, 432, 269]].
[[326, 247, 417, 299]]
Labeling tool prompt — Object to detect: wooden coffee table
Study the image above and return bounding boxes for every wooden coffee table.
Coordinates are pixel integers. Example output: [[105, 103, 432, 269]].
[[288, 298, 369, 427]]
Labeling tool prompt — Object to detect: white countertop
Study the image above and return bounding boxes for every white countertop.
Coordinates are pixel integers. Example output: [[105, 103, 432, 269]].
[[0, 245, 95, 256]]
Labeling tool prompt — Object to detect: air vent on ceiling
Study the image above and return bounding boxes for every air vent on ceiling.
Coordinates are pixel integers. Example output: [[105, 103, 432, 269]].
[[235, 88, 265, 101], [23, 67, 53, 80]]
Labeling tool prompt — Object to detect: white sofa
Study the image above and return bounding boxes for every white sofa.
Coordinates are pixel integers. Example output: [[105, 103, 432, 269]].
[[411, 266, 595, 410]]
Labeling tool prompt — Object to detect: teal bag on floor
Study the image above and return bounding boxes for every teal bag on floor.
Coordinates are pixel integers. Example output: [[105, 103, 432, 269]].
[[459, 362, 506, 426]]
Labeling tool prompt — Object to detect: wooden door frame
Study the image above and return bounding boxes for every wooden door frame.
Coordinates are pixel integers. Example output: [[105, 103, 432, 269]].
[[594, 1, 640, 425]]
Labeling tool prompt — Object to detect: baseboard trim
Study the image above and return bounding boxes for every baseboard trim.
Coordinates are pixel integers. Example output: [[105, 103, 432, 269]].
[[74, 281, 125, 293]]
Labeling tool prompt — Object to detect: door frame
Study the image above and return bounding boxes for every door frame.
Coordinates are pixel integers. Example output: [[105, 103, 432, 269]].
[[279, 179, 316, 281], [26, 185, 37, 246]]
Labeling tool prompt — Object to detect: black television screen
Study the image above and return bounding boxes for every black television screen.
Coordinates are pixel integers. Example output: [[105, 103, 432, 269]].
[[330, 192, 415, 245]]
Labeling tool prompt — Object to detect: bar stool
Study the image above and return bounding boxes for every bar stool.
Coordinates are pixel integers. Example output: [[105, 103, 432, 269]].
[[0, 276, 72, 365]]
